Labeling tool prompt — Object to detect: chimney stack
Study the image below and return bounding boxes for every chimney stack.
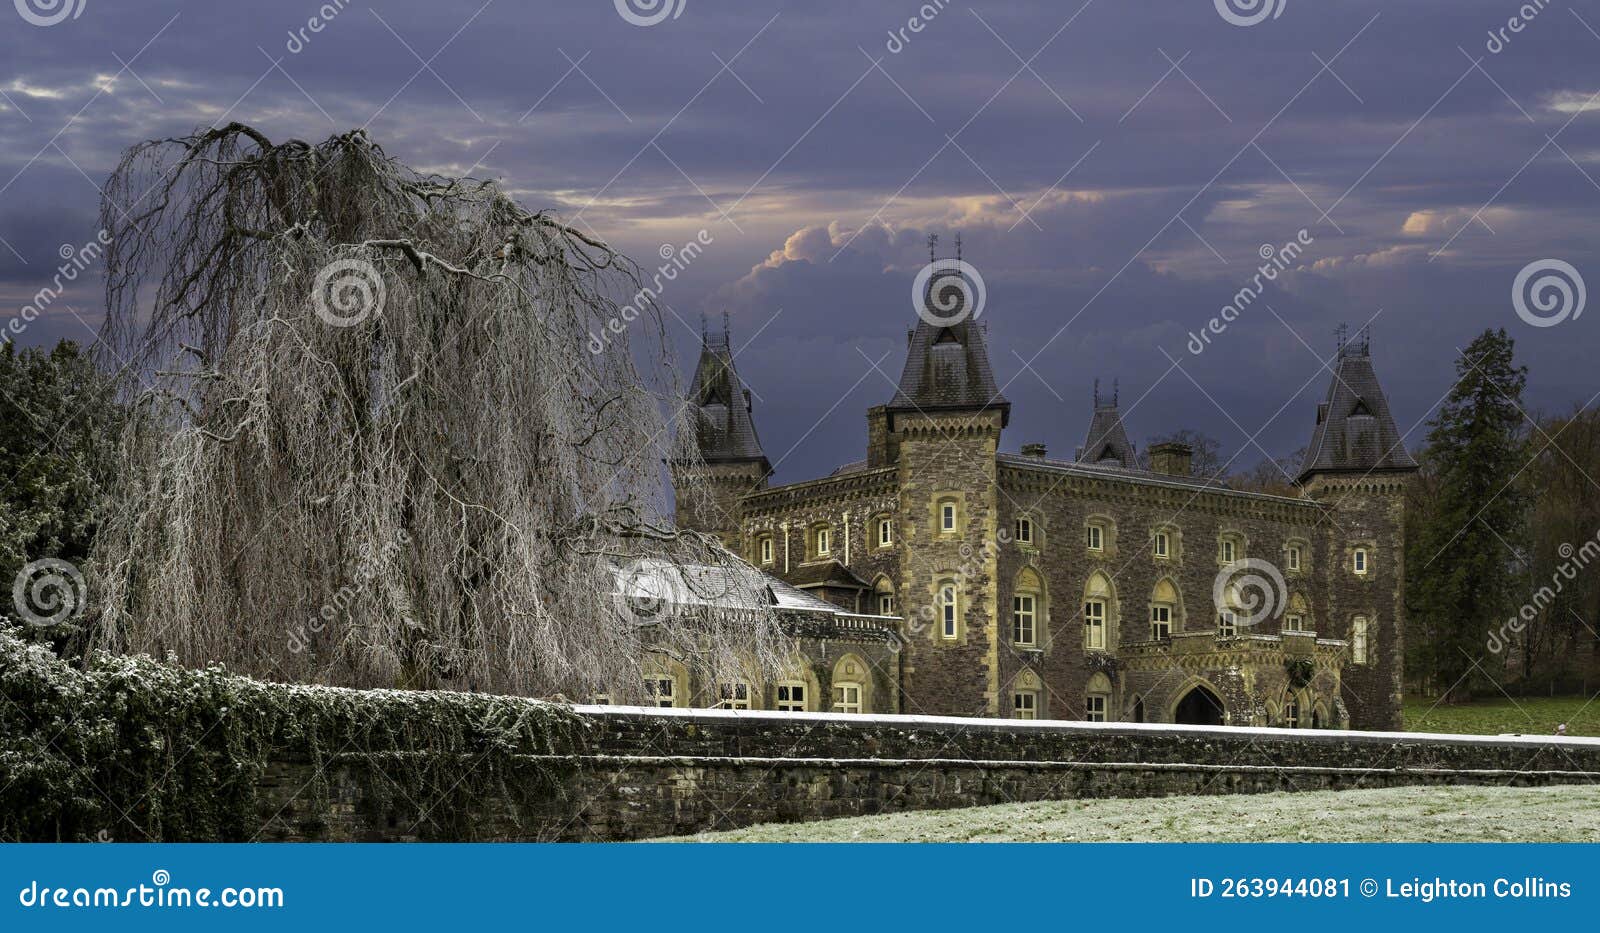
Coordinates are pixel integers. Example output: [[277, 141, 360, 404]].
[[1148, 442, 1193, 477]]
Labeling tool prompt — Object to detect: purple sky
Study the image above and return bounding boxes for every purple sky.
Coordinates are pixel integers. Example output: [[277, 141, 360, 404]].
[[2, 0, 1597, 484]]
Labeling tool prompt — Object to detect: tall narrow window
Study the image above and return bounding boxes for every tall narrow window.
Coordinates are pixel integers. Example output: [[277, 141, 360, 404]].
[[877, 517, 893, 547], [1015, 517, 1034, 544], [1151, 604, 1171, 640], [1352, 616, 1370, 664], [940, 581, 958, 639], [1353, 547, 1368, 574], [1013, 594, 1037, 646], [644, 676, 675, 708], [1283, 698, 1299, 728], [1217, 609, 1237, 638], [832, 682, 862, 713], [776, 682, 807, 712], [1153, 531, 1169, 559], [815, 526, 830, 557], [1013, 691, 1038, 720], [1084, 599, 1106, 649], [1087, 524, 1103, 551], [1287, 544, 1302, 572], [940, 500, 957, 533], [759, 536, 774, 565], [878, 592, 895, 616], [1085, 695, 1106, 722], [1220, 539, 1236, 563]]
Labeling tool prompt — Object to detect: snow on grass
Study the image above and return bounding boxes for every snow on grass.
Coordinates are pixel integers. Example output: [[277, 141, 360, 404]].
[[668, 784, 1600, 842]]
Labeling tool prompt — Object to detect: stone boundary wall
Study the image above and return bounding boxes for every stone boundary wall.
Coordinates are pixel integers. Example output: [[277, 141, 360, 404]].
[[254, 706, 1600, 842]]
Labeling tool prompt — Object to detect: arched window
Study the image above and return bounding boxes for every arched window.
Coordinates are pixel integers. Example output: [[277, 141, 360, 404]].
[[875, 514, 894, 547], [1217, 530, 1246, 565], [831, 654, 870, 713], [1015, 515, 1036, 545], [1284, 592, 1310, 633], [873, 575, 896, 617], [756, 534, 774, 566], [1012, 669, 1041, 720], [811, 523, 831, 558], [1150, 578, 1179, 640], [1085, 672, 1112, 722], [1084, 572, 1114, 650], [1085, 515, 1115, 555], [938, 579, 959, 640], [1282, 693, 1300, 728], [1132, 695, 1145, 723], [1352, 616, 1370, 664], [936, 496, 960, 534], [1012, 567, 1043, 646]]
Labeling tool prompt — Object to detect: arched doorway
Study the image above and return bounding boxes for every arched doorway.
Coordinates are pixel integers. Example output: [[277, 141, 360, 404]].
[[1173, 685, 1225, 726]]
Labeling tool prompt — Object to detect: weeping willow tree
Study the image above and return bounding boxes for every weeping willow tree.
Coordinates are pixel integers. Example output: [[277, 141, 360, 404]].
[[90, 124, 782, 699]]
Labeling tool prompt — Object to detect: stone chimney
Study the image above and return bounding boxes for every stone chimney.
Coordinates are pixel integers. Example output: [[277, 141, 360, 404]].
[[1020, 443, 1048, 459], [1148, 441, 1192, 477]]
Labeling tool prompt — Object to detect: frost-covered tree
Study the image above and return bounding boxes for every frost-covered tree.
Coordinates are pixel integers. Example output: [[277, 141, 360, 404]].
[[90, 124, 781, 698]]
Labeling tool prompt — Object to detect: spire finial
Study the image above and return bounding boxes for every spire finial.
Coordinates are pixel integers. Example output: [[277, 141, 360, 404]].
[[700, 312, 708, 344], [954, 231, 962, 263], [722, 310, 731, 345], [1335, 322, 1349, 355], [1094, 377, 1101, 408], [927, 233, 939, 263], [1113, 378, 1119, 407]]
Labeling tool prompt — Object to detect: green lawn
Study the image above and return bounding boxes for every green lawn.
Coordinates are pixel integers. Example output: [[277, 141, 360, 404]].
[[1404, 695, 1600, 737], [673, 784, 1600, 842]]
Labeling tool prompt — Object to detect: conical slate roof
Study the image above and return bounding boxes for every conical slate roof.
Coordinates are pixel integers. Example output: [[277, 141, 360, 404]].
[[1296, 340, 1417, 483], [887, 317, 1010, 423], [1077, 400, 1137, 469], [687, 330, 769, 467]]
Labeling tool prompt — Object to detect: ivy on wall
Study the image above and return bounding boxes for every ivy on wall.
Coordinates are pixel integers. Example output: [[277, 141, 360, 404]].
[[0, 627, 586, 841]]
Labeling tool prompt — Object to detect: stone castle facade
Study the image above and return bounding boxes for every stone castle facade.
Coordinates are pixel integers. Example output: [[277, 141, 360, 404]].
[[672, 294, 1418, 731]]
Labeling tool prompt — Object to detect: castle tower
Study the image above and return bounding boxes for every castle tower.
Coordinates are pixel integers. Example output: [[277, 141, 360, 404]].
[[878, 288, 1011, 716], [1296, 328, 1417, 730], [1076, 379, 1136, 468], [672, 318, 771, 548]]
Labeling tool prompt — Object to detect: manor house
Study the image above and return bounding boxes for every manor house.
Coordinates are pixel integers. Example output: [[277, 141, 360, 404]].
[[671, 279, 1417, 731]]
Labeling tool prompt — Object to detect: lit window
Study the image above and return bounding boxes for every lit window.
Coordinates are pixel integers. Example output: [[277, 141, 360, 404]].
[[776, 682, 807, 712], [1085, 694, 1107, 723], [877, 517, 893, 547], [1287, 544, 1302, 572], [1284, 613, 1303, 632], [1284, 698, 1299, 728], [832, 682, 862, 713], [759, 536, 774, 565], [1153, 531, 1169, 559], [1217, 609, 1237, 638], [644, 676, 675, 708], [1353, 547, 1368, 574], [1012, 594, 1037, 646], [1220, 539, 1236, 563], [815, 527, 830, 557], [940, 582, 958, 639], [717, 682, 751, 710], [1352, 616, 1369, 664], [1084, 599, 1106, 650], [939, 500, 958, 533], [1013, 691, 1038, 720], [1151, 604, 1171, 640], [1087, 524, 1103, 551], [878, 592, 895, 616], [1015, 517, 1034, 544]]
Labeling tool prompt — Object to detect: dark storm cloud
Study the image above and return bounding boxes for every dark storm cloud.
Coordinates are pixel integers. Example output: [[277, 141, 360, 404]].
[[1, 0, 1596, 482]]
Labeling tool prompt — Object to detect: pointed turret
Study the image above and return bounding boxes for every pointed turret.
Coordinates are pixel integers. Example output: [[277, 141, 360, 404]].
[[886, 316, 1010, 425], [686, 317, 769, 472], [1076, 379, 1136, 468], [1296, 330, 1416, 484]]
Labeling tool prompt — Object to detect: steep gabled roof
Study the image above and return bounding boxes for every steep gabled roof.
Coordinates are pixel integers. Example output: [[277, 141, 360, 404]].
[[1296, 341, 1417, 483], [1077, 392, 1137, 469], [887, 318, 1010, 423], [687, 329, 769, 468]]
